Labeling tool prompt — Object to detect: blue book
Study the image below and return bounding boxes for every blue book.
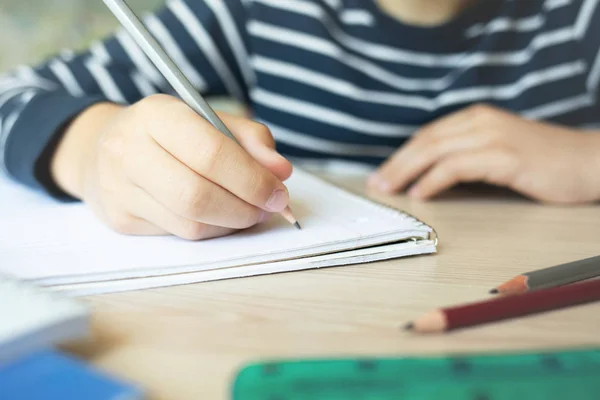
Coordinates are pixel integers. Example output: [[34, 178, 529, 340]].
[[0, 350, 143, 400]]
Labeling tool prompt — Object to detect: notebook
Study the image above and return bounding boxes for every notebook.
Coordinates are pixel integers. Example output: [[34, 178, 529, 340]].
[[0, 168, 437, 296]]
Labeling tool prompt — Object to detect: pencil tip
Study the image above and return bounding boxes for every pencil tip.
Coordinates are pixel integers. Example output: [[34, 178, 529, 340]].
[[403, 322, 414, 331], [489, 288, 499, 294], [293, 221, 302, 230]]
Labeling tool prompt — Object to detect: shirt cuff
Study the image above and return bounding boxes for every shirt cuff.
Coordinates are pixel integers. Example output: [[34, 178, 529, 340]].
[[3, 92, 108, 201]]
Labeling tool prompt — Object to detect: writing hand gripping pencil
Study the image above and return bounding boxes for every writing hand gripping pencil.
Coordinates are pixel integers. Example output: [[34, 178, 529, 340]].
[[51, 0, 301, 241], [51, 97, 293, 240]]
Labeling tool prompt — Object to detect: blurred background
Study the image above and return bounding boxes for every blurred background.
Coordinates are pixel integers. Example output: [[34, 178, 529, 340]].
[[0, 0, 162, 72], [0, 0, 241, 112]]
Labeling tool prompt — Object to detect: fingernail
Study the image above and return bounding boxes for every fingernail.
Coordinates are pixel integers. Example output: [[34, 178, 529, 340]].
[[368, 173, 391, 193], [266, 189, 289, 212]]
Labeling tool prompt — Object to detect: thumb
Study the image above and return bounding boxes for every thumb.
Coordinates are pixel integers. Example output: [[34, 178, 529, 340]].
[[219, 112, 293, 181]]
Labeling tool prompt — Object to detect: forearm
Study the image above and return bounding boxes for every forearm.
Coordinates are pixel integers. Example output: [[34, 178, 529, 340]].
[[50, 103, 124, 200]]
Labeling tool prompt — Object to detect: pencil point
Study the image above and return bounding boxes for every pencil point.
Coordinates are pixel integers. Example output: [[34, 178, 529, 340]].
[[489, 288, 499, 294], [403, 322, 414, 331], [280, 206, 301, 229]]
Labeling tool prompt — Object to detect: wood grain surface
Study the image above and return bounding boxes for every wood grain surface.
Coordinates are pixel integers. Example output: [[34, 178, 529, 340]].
[[72, 173, 600, 400]]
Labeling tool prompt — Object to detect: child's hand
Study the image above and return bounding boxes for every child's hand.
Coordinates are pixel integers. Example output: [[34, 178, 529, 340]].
[[51, 95, 293, 240], [368, 104, 600, 204]]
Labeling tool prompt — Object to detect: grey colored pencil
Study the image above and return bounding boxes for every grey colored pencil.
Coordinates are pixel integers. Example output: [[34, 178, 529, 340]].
[[102, 0, 300, 229], [491, 255, 600, 295]]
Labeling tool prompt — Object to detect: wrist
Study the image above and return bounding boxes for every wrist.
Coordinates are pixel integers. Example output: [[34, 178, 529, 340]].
[[586, 131, 600, 202], [50, 102, 124, 199]]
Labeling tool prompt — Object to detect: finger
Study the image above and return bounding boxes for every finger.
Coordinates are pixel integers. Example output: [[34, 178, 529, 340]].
[[409, 148, 518, 200], [218, 113, 276, 149], [395, 104, 492, 166], [219, 114, 293, 181], [123, 136, 267, 229], [150, 103, 290, 212], [121, 184, 237, 241], [368, 105, 484, 193], [372, 129, 494, 193]]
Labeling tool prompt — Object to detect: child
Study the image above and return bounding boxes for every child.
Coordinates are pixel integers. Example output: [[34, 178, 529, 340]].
[[0, 0, 599, 240]]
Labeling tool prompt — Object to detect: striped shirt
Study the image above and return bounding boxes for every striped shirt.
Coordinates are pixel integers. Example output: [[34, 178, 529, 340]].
[[1, 0, 599, 198]]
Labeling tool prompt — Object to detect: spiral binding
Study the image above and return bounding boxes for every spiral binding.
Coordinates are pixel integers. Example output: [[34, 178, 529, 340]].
[[300, 169, 439, 247]]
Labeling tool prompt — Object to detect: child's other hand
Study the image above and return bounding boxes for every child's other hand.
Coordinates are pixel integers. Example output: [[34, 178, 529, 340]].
[[52, 94, 293, 240], [368, 104, 600, 204]]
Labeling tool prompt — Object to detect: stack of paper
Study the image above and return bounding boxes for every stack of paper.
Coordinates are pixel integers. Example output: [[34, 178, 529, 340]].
[[0, 169, 436, 296]]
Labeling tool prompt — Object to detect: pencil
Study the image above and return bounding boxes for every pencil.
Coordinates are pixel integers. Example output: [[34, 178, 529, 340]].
[[490, 255, 600, 295], [102, 0, 300, 229], [404, 278, 600, 333]]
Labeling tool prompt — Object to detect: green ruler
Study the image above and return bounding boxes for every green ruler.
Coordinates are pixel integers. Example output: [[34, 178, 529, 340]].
[[232, 348, 600, 399]]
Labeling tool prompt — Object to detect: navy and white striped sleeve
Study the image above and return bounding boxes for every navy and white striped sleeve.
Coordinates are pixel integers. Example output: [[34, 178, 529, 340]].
[[577, 0, 600, 93], [0, 0, 251, 199]]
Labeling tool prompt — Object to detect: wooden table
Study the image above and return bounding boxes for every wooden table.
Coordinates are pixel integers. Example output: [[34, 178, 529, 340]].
[[76, 173, 600, 399]]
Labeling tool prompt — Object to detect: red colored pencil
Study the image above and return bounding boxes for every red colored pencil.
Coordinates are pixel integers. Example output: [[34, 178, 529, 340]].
[[405, 278, 600, 333]]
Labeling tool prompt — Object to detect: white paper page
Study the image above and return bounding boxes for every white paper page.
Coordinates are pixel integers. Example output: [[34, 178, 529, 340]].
[[0, 169, 430, 284]]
